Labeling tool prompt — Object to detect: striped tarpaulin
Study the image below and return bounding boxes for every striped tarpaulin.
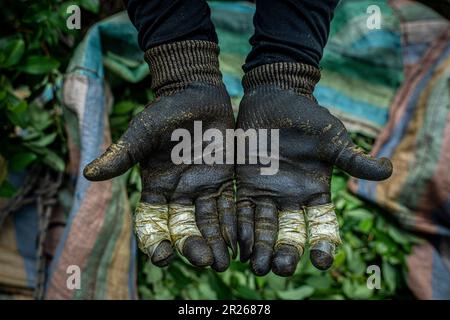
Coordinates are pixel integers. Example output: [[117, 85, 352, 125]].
[[0, 0, 448, 299], [349, 0, 450, 299]]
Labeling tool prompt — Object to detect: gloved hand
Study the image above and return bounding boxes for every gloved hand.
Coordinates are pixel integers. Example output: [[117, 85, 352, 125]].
[[84, 41, 236, 272], [236, 63, 393, 276]]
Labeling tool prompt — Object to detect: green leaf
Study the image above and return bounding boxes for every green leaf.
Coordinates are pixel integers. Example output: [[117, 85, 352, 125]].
[[9, 152, 37, 172], [255, 276, 265, 288], [388, 256, 401, 265], [382, 261, 397, 293], [331, 173, 347, 194], [348, 257, 366, 275], [133, 105, 145, 116], [387, 225, 410, 246], [110, 115, 130, 127], [344, 232, 364, 248], [138, 286, 154, 299], [334, 197, 346, 211], [113, 100, 136, 115], [21, 129, 41, 141], [229, 260, 248, 272], [0, 36, 25, 68], [358, 218, 374, 234], [305, 275, 332, 290], [28, 104, 53, 131], [153, 282, 174, 300], [132, 169, 142, 192], [233, 285, 261, 300], [345, 208, 373, 221], [167, 263, 192, 288], [146, 90, 156, 102], [341, 192, 364, 208], [344, 246, 365, 275], [342, 279, 353, 298], [277, 286, 315, 300], [375, 241, 389, 255], [144, 265, 163, 283], [373, 231, 398, 253], [7, 108, 28, 127], [129, 191, 141, 209], [197, 282, 217, 300], [266, 273, 286, 291], [344, 280, 373, 299], [27, 132, 57, 148], [7, 94, 28, 114], [333, 248, 346, 268], [209, 273, 233, 299], [42, 149, 65, 172], [19, 56, 60, 74], [80, 0, 100, 13]]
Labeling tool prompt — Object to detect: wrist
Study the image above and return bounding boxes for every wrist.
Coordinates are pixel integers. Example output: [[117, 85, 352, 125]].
[[242, 62, 320, 101], [145, 40, 223, 96]]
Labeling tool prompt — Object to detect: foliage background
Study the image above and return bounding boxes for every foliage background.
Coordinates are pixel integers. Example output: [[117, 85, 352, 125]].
[[0, 0, 421, 299]]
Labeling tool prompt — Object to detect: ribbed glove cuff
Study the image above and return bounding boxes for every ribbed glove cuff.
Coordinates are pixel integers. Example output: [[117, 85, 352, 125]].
[[242, 62, 321, 100], [145, 40, 223, 96]]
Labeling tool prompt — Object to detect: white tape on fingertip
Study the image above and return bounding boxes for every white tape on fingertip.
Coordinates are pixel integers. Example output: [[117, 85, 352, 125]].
[[306, 203, 341, 247], [168, 204, 202, 254], [276, 209, 307, 255], [134, 203, 171, 257]]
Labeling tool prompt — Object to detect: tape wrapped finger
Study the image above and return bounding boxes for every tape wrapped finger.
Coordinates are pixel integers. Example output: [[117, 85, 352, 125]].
[[275, 209, 307, 256], [305, 203, 341, 270], [272, 209, 307, 276], [306, 203, 341, 247], [134, 202, 171, 258], [168, 204, 203, 253], [169, 203, 213, 267]]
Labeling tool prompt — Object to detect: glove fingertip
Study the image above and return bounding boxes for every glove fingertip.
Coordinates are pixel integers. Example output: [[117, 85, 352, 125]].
[[83, 161, 102, 181], [272, 244, 300, 277], [336, 145, 394, 181], [83, 143, 135, 181], [83, 158, 115, 181], [376, 157, 393, 180], [250, 244, 272, 276], [182, 235, 214, 267], [151, 240, 175, 267], [310, 241, 334, 271], [357, 156, 393, 181]]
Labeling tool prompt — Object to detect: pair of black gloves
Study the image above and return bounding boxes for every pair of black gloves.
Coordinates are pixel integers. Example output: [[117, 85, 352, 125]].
[[84, 41, 392, 277]]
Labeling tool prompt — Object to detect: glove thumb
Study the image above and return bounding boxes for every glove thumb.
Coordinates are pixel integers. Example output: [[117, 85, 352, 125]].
[[83, 138, 136, 181], [334, 142, 393, 181]]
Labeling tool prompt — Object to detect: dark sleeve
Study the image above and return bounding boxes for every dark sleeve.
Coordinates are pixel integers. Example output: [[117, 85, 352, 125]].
[[244, 0, 340, 72], [124, 0, 218, 51]]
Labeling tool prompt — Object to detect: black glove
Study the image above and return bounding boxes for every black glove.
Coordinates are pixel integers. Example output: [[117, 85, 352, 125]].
[[236, 62, 393, 276], [84, 41, 236, 271]]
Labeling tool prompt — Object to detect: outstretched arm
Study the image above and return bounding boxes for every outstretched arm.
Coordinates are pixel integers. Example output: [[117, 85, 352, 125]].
[[237, 0, 392, 276], [85, 1, 236, 271]]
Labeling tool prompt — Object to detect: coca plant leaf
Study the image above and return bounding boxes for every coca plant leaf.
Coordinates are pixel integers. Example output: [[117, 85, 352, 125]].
[[25, 132, 57, 148], [0, 36, 25, 68], [80, 0, 100, 14], [276, 286, 315, 300], [9, 152, 37, 172], [42, 149, 65, 172], [19, 55, 60, 75]]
